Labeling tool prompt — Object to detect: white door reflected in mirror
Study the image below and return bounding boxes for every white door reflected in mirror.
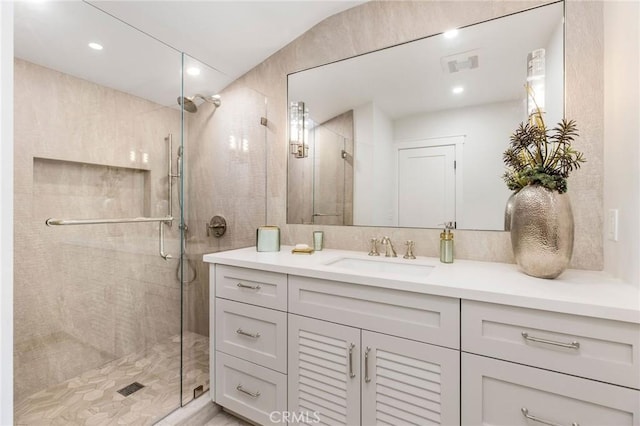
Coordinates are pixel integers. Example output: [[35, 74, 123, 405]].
[[398, 144, 456, 228]]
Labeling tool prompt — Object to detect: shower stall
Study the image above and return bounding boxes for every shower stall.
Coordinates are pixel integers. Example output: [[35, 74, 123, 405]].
[[12, 2, 267, 424], [287, 111, 354, 226]]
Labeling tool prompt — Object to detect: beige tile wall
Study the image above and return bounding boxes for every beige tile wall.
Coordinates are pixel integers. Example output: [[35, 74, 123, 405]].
[[13, 59, 183, 402], [234, 0, 604, 270]]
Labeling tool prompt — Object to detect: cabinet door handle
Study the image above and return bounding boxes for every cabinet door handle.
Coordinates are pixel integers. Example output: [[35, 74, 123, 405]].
[[236, 282, 261, 290], [236, 328, 261, 339], [348, 343, 356, 378], [521, 332, 580, 350], [521, 408, 579, 426], [236, 384, 261, 398], [364, 346, 371, 383]]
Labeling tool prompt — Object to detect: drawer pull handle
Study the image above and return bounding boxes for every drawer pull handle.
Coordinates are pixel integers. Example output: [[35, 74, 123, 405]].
[[236, 328, 261, 339], [236, 282, 261, 290], [348, 343, 356, 378], [364, 346, 371, 383], [521, 332, 580, 350], [236, 384, 261, 398], [521, 407, 579, 426]]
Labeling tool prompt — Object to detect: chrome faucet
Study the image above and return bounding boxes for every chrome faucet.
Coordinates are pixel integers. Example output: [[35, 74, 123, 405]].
[[380, 237, 397, 257]]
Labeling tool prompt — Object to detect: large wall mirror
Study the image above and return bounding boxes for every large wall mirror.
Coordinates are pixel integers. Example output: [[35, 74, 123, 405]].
[[287, 1, 564, 230]]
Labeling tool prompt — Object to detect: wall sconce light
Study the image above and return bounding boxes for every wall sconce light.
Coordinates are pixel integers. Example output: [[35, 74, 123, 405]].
[[526, 48, 546, 117], [290, 101, 309, 158]]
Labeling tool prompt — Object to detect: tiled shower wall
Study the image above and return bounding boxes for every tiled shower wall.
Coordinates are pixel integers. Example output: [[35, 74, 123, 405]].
[[13, 59, 183, 402], [182, 85, 268, 336], [234, 0, 605, 270]]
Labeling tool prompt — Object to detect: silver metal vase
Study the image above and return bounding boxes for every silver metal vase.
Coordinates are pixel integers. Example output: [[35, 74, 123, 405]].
[[504, 192, 517, 231], [510, 185, 574, 279]]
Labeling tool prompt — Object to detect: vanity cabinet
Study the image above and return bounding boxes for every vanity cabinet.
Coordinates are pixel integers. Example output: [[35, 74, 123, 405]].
[[206, 248, 640, 426], [288, 314, 460, 426], [461, 300, 640, 425], [213, 265, 288, 425], [288, 275, 461, 426]]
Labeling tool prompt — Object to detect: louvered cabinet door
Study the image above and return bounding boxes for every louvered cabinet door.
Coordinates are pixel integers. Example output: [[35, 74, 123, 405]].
[[361, 331, 460, 426], [288, 314, 361, 426]]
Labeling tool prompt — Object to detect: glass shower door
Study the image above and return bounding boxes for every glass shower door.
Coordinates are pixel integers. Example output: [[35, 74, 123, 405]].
[[180, 53, 269, 405], [312, 125, 354, 226], [13, 2, 185, 423]]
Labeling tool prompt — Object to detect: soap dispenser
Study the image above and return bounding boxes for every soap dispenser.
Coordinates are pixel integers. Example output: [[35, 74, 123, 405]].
[[440, 222, 454, 263]]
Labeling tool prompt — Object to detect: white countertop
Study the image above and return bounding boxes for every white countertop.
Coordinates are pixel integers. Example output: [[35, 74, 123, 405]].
[[203, 246, 640, 324]]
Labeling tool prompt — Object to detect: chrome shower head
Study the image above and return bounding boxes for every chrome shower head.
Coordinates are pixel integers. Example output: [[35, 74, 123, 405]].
[[177, 96, 198, 113], [177, 94, 221, 113]]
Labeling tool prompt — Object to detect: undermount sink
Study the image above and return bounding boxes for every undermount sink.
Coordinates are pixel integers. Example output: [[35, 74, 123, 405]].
[[324, 257, 435, 277]]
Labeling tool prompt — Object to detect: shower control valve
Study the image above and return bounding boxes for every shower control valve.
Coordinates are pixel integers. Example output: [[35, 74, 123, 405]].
[[207, 215, 227, 238]]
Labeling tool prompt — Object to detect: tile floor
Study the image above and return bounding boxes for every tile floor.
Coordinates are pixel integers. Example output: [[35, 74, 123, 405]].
[[14, 332, 209, 425], [204, 410, 253, 426]]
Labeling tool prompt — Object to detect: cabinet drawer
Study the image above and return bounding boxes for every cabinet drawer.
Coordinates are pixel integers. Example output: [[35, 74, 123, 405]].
[[215, 264, 287, 310], [462, 300, 640, 389], [462, 353, 640, 425], [215, 298, 287, 373], [215, 352, 287, 426], [289, 275, 460, 349]]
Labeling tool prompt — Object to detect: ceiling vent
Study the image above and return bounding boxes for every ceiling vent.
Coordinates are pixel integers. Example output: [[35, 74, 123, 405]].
[[441, 50, 480, 73]]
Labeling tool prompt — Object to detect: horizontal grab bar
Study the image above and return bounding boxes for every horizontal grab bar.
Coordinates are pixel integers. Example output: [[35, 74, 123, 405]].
[[46, 216, 174, 226]]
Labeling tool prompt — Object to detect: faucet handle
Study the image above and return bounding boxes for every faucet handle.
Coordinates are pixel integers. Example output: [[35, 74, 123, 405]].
[[403, 240, 416, 259], [368, 238, 380, 256]]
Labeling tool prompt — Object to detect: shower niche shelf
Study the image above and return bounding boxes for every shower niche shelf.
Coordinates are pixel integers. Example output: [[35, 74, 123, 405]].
[[33, 154, 152, 172], [34, 156, 152, 219]]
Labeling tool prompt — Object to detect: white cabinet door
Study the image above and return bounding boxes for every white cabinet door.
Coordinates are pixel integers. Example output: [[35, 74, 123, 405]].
[[362, 331, 460, 426], [288, 314, 361, 426], [462, 353, 640, 426]]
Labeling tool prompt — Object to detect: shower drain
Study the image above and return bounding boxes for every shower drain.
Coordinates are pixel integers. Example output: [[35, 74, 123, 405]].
[[117, 382, 145, 397]]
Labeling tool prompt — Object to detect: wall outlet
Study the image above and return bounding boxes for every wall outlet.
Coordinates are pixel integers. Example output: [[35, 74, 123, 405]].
[[607, 209, 619, 241]]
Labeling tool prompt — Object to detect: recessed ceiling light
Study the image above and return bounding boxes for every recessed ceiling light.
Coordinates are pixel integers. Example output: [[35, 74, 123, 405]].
[[88, 42, 103, 51], [186, 67, 201, 76], [452, 86, 464, 94], [443, 29, 459, 39]]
